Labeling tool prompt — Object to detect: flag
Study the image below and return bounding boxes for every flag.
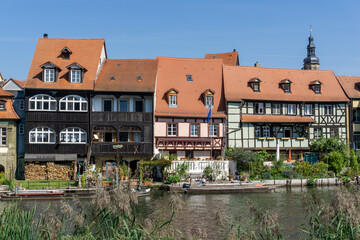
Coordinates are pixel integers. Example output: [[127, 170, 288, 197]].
[[206, 107, 211, 123]]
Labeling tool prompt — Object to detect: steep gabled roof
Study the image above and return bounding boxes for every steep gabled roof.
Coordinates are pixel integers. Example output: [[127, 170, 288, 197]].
[[205, 50, 239, 66], [155, 57, 226, 118], [337, 76, 360, 99], [95, 59, 157, 92], [3, 78, 25, 90], [223, 66, 349, 102], [25, 38, 105, 90], [0, 89, 19, 120]]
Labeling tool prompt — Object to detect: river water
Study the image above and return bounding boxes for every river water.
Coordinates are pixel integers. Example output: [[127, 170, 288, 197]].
[[9, 186, 344, 239]]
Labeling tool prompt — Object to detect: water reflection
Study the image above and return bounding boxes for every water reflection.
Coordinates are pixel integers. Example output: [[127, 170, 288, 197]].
[[4, 186, 339, 239]]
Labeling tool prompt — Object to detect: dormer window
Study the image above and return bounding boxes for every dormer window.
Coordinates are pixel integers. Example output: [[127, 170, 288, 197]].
[[137, 75, 142, 81], [309, 80, 322, 94], [248, 78, 261, 92], [40, 62, 61, 83], [66, 62, 86, 83], [61, 47, 72, 60], [202, 89, 215, 108], [166, 88, 179, 108], [186, 74, 193, 82], [279, 79, 292, 93]]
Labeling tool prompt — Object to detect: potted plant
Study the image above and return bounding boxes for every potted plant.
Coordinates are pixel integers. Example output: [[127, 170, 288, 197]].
[[144, 177, 153, 186], [121, 163, 129, 180]]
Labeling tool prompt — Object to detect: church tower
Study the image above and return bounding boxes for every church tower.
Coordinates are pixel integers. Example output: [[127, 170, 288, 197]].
[[303, 29, 320, 70]]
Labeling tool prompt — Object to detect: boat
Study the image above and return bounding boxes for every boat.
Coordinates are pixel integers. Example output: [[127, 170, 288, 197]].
[[0, 189, 64, 199], [131, 187, 151, 196], [181, 183, 276, 194]]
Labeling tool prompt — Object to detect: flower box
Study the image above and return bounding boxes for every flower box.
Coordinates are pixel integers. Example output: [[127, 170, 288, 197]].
[[144, 181, 152, 186], [296, 137, 306, 140], [267, 137, 275, 140], [281, 137, 290, 140], [257, 137, 266, 140]]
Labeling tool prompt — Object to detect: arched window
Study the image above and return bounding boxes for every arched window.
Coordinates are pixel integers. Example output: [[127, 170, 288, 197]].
[[29, 127, 56, 143], [60, 127, 87, 144], [59, 95, 88, 112], [29, 94, 57, 111]]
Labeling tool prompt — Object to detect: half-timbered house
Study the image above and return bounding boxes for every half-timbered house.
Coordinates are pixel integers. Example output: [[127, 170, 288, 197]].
[[91, 59, 157, 171], [224, 65, 349, 159], [337, 76, 360, 151], [24, 35, 106, 179], [154, 57, 227, 160]]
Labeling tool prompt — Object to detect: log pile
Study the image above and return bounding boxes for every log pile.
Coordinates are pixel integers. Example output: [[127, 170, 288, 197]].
[[25, 162, 75, 180]]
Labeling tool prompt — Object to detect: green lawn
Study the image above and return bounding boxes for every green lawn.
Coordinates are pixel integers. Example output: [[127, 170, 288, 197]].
[[16, 180, 77, 189]]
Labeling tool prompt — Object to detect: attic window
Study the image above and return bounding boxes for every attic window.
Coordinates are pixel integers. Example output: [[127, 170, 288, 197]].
[[279, 79, 292, 93], [166, 88, 179, 108], [40, 62, 60, 83], [202, 89, 215, 108], [66, 62, 87, 83], [137, 76, 142, 81], [61, 47, 72, 60], [248, 78, 261, 92], [186, 75, 193, 82], [110, 77, 115, 81], [309, 80, 322, 94]]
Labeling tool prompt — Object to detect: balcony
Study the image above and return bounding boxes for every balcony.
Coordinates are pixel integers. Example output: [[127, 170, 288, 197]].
[[91, 112, 152, 123], [26, 111, 88, 122], [91, 142, 153, 155], [156, 137, 224, 150]]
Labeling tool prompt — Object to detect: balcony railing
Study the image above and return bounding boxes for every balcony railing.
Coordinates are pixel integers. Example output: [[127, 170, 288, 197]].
[[91, 112, 152, 123], [91, 142, 153, 155]]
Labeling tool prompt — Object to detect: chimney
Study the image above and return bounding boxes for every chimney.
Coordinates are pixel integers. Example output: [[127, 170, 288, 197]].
[[254, 61, 261, 67], [233, 49, 236, 52], [43, 33, 48, 38]]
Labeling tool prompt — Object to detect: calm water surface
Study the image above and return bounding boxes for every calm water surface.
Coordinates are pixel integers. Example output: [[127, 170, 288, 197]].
[[10, 186, 344, 239]]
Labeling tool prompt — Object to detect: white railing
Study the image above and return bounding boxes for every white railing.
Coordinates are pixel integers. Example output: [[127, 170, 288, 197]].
[[170, 160, 235, 180]]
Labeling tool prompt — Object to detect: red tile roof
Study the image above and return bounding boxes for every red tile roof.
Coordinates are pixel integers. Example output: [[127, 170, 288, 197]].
[[205, 50, 238, 66], [25, 38, 105, 90], [223, 66, 349, 102], [241, 115, 315, 123], [155, 57, 226, 118], [95, 59, 157, 92], [0, 89, 19, 120], [337, 76, 360, 99]]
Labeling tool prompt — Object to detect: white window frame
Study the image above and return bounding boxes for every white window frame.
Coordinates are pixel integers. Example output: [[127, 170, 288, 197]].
[[0, 102, 5, 111], [255, 102, 264, 114], [70, 69, 82, 83], [287, 104, 296, 115], [44, 68, 55, 82], [29, 127, 56, 144], [255, 126, 261, 137], [209, 124, 218, 137], [190, 123, 199, 137], [59, 95, 88, 112], [272, 104, 281, 114], [19, 124, 24, 135], [314, 128, 322, 138], [169, 95, 177, 107], [283, 84, 291, 93], [206, 96, 213, 108], [0, 128, 6, 146], [60, 127, 87, 144], [305, 104, 313, 115], [324, 105, 333, 115], [29, 94, 57, 111], [167, 123, 177, 136]]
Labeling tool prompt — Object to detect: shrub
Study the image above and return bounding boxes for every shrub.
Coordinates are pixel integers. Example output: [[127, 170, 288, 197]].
[[307, 178, 316, 186], [313, 161, 329, 177], [176, 163, 189, 179], [282, 169, 295, 179], [203, 166, 213, 179], [271, 160, 284, 176], [164, 174, 181, 184], [328, 151, 345, 174], [261, 171, 272, 180], [294, 161, 314, 177]]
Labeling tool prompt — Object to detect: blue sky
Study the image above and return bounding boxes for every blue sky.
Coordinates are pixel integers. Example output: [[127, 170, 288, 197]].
[[1, 0, 359, 80]]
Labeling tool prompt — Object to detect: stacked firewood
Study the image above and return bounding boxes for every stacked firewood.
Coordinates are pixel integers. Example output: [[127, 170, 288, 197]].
[[25, 162, 74, 180]]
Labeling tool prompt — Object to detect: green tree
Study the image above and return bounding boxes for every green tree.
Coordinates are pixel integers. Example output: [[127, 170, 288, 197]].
[[328, 151, 345, 174]]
